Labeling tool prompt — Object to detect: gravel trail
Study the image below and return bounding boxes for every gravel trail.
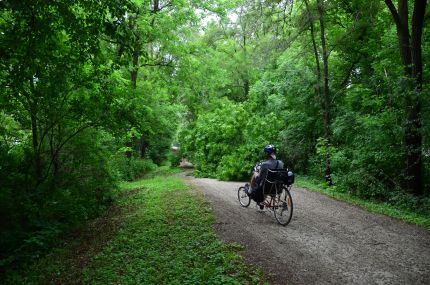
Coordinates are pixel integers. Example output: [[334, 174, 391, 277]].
[[185, 176, 430, 285]]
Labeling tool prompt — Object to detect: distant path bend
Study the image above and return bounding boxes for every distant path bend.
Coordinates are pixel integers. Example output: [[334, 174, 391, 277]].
[[185, 176, 430, 285]]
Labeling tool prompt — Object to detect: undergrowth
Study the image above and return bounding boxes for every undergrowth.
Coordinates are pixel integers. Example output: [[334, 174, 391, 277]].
[[3, 171, 265, 284]]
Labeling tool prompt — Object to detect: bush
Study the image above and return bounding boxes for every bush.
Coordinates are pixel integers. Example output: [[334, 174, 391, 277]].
[[167, 148, 182, 167], [0, 128, 119, 267], [112, 155, 157, 181], [179, 99, 247, 178], [330, 108, 405, 200]]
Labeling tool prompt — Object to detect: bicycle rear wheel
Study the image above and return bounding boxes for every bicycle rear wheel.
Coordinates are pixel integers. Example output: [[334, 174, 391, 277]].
[[274, 186, 293, 226], [238, 186, 251, 207]]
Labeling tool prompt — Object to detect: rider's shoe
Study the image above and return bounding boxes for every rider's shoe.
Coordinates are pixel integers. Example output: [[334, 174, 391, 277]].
[[257, 203, 264, 210], [245, 183, 252, 195]]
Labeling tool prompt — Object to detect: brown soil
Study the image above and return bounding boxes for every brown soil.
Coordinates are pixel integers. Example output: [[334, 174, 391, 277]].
[[185, 176, 430, 285]]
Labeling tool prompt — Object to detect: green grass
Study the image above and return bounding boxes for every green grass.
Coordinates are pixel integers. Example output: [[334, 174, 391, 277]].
[[84, 176, 264, 284], [295, 175, 430, 229], [143, 165, 184, 178], [3, 171, 265, 284]]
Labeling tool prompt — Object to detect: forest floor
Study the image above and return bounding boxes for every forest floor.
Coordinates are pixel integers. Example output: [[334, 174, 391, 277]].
[[185, 175, 430, 285]]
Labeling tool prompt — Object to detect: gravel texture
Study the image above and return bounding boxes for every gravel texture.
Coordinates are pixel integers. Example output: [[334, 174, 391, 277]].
[[185, 176, 430, 285]]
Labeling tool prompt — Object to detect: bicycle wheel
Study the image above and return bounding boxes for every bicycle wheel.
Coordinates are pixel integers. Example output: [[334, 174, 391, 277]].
[[274, 186, 293, 226], [238, 186, 251, 207]]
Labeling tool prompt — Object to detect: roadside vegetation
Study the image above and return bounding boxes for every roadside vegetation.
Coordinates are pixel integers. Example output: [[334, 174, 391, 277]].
[[295, 176, 430, 229], [2, 171, 265, 284]]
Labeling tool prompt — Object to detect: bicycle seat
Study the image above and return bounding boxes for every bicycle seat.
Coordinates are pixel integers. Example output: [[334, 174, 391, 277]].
[[265, 169, 295, 185]]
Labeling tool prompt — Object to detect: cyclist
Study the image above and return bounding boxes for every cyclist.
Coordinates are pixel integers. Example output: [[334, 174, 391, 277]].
[[247, 144, 284, 208]]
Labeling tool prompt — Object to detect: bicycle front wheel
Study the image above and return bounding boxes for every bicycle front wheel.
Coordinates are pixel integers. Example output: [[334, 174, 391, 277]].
[[274, 187, 293, 226], [238, 186, 251, 207]]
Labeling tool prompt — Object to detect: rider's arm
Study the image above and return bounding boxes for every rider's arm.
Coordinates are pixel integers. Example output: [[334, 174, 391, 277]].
[[250, 161, 262, 187], [251, 173, 257, 187]]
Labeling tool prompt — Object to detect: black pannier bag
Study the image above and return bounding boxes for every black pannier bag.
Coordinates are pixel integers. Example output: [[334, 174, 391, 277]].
[[266, 169, 295, 185], [252, 168, 295, 203]]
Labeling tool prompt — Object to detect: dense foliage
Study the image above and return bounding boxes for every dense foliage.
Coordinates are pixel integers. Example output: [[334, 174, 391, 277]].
[[0, 0, 429, 272], [178, 1, 430, 208], [0, 0, 208, 266]]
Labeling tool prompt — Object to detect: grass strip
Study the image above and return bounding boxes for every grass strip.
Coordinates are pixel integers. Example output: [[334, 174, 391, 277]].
[[83, 175, 265, 284], [296, 175, 430, 229]]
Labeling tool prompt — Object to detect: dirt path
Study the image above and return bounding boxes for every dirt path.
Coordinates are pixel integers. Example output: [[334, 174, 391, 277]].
[[185, 176, 430, 285]]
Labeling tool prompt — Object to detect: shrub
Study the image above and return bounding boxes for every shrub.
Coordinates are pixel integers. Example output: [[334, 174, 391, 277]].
[[112, 155, 157, 181], [179, 99, 247, 178], [0, 128, 118, 267], [167, 147, 182, 167]]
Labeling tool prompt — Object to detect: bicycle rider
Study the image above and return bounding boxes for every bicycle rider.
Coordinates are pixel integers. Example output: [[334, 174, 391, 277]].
[[247, 144, 284, 208]]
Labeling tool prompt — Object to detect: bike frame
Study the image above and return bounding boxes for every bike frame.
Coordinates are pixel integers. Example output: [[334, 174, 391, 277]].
[[261, 182, 285, 210]]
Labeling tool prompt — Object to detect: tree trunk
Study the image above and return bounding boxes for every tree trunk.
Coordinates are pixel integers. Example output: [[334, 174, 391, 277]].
[[316, 0, 332, 185], [127, 46, 138, 158], [30, 108, 42, 178], [125, 139, 133, 159], [385, 0, 426, 195], [398, 0, 413, 74], [242, 27, 249, 99], [153, 0, 159, 12], [29, 78, 42, 181], [131, 46, 139, 89], [304, 0, 322, 98], [244, 79, 249, 98], [411, 0, 426, 85], [140, 136, 147, 158], [405, 0, 426, 195], [49, 125, 60, 189]]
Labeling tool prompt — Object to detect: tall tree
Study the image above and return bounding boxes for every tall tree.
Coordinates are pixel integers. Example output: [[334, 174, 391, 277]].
[[315, 0, 332, 183], [384, 0, 428, 194], [0, 0, 120, 184], [304, 0, 332, 182]]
